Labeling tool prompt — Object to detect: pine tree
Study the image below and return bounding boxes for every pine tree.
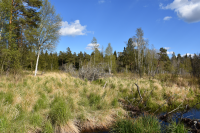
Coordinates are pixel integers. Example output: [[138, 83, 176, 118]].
[[126, 38, 136, 72], [0, 0, 42, 74], [66, 47, 73, 65]]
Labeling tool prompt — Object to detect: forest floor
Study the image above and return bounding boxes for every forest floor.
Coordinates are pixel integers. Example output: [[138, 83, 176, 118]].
[[0, 71, 199, 133]]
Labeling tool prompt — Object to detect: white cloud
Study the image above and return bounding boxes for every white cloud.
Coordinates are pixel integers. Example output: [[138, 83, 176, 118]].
[[163, 16, 172, 20], [164, 47, 170, 50], [167, 51, 174, 54], [59, 20, 89, 36], [160, 0, 200, 23], [182, 53, 194, 57], [86, 43, 101, 50], [98, 0, 105, 4]]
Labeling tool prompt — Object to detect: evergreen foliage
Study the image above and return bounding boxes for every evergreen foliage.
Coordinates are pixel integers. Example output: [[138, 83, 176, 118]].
[[0, 0, 198, 78]]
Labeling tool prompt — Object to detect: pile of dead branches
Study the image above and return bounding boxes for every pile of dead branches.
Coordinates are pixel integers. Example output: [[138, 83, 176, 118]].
[[59, 63, 78, 77], [79, 63, 112, 81]]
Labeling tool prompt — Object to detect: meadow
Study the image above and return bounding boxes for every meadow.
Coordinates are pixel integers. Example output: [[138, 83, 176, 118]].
[[0, 71, 199, 133]]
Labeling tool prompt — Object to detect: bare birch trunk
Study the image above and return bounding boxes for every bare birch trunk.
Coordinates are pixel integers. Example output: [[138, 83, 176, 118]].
[[35, 47, 40, 76]]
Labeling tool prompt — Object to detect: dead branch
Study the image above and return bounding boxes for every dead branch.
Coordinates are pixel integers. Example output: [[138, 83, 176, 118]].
[[134, 83, 143, 103], [103, 81, 107, 89], [153, 94, 176, 114]]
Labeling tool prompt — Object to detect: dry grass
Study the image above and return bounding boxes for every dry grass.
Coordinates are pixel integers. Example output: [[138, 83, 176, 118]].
[[0, 72, 198, 133]]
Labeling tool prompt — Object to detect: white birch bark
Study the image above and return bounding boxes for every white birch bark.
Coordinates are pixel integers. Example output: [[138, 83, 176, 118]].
[[35, 46, 40, 76]]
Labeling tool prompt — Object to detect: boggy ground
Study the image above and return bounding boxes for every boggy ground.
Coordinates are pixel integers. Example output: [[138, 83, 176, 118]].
[[0, 72, 199, 133]]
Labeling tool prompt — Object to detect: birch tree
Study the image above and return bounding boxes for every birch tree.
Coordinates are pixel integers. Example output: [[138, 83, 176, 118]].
[[91, 37, 99, 66], [28, 0, 61, 76], [133, 28, 148, 77], [105, 43, 116, 73]]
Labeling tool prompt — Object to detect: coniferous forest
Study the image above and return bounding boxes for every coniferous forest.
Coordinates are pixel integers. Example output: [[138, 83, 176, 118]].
[[1, 0, 200, 133], [0, 0, 200, 77]]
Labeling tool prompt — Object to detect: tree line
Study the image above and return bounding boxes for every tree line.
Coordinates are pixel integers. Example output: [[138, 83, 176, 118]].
[[0, 0, 199, 77]]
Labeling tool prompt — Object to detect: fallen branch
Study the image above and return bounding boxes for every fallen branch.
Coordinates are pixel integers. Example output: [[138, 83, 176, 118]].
[[153, 94, 176, 114], [103, 81, 107, 89], [134, 83, 143, 103], [168, 103, 183, 114]]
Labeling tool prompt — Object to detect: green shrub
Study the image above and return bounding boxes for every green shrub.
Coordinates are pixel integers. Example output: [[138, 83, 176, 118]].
[[49, 96, 72, 126]]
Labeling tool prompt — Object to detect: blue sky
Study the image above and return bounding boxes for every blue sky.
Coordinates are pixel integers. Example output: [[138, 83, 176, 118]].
[[49, 0, 200, 57]]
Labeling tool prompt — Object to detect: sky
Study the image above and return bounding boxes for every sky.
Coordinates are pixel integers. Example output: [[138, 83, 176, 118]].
[[49, 0, 200, 57]]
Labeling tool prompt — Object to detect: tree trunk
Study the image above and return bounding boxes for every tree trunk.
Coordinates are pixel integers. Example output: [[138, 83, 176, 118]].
[[0, 16, 3, 41], [9, 0, 13, 47], [35, 47, 40, 76], [31, 61, 32, 71]]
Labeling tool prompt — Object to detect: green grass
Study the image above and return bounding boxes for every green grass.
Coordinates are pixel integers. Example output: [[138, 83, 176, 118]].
[[0, 72, 198, 133], [42, 120, 54, 133], [111, 115, 161, 133], [29, 113, 43, 127], [111, 98, 118, 107], [34, 92, 48, 111], [49, 96, 72, 126], [1, 92, 14, 105], [88, 92, 101, 109], [163, 121, 188, 133]]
